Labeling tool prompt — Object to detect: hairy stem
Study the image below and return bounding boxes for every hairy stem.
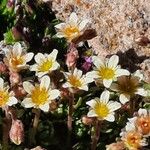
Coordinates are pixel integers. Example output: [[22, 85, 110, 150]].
[[29, 108, 41, 146], [2, 106, 11, 150], [67, 93, 74, 149], [91, 120, 101, 150], [129, 98, 135, 116]]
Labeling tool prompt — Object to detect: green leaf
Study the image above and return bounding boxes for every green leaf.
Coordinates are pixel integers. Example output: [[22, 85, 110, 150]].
[[4, 30, 15, 44]]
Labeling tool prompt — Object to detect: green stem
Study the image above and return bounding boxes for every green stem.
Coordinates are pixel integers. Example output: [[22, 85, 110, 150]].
[[73, 97, 82, 110], [91, 120, 101, 150]]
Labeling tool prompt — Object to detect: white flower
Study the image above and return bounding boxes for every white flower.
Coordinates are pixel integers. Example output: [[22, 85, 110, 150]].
[[30, 49, 60, 77], [22, 76, 60, 112], [110, 71, 147, 104], [55, 12, 90, 42], [121, 130, 147, 150], [63, 68, 92, 91], [3, 42, 34, 72], [86, 55, 130, 88], [136, 109, 150, 137], [0, 78, 18, 107], [86, 90, 121, 122]]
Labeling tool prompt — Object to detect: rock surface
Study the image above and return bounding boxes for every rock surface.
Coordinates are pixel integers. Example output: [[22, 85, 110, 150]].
[[51, 0, 150, 82]]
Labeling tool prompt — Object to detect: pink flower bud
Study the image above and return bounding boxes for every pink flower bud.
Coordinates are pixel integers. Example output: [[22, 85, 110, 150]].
[[9, 71, 21, 86], [12, 85, 27, 99], [0, 62, 7, 74], [31, 146, 46, 150], [9, 119, 24, 145], [66, 44, 79, 69]]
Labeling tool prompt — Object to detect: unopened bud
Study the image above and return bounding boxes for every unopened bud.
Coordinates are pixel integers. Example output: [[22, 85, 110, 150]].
[[49, 101, 58, 111], [0, 62, 7, 74], [9, 71, 21, 86], [82, 115, 94, 125], [31, 146, 46, 150], [12, 85, 26, 99], [9, 119, 24, 145], [66, 44, 79, 69]]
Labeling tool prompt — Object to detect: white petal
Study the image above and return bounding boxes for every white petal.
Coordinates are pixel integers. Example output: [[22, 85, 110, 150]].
[[36, 72, 48, 78], [39, 103, 49, 112], [100, 90, 110, 103], [48, 49, 58, 60], [55, 32, 65, 38], [69, 12, 78, 25], [21, 98, 35, 108], [92, 56, 104, 68], [138, 108, 147, 116], [24, 52, 34, 62], [126, 121, 136, 131], [86, 100, 97, 108], [80, 85, 88, 91], [74, 68, 82, 78], [62, 82, 71, 88], [40, 75, 50, 90], [49, 89, 60, 100], [23, 81, 34, 94], [79, 19, 89, 30], [103, 79, 112, 88], [55, 23, 66, 29], [105, 113, 115, 122], [110, 83, 119, 91], [134, 70, 143, 81], [7, 97, 18, 106], [84, 76, 94, 84], [87, 110, 97, 117], [0, 78, 4, 90], [51, 62, 60, 71], [119, 94, 130, 104], [86, 71, 99, 80], [30, 64, 38, 71], [34, 53, 45, 64], [13, 42, 22, 56], [115, 69, 130, 77], [108, 55, 119, 68], [135, 88, 147, 96], [108, 101, 121, 112]]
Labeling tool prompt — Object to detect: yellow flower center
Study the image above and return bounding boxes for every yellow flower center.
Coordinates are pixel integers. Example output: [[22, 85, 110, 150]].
[[125, 131, 141, 149], [94, 101, 109, 118], [0, 90, 9, 107], [31, 86, 49, 106], [63, 26, 80, 39], [10, 56, 24, 68], [98, 67, 115, 79], [38, 59, 53, 72], [68, 75, 82, 88]]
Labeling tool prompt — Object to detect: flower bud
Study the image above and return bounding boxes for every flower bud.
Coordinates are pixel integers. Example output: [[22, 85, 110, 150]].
[[9, 119, 24, 145], [81, 115, 94, 125], [31, 146, 46, 150], [49, 101, 58, 111], [0, 62, 7, 74], [9, 71, 21, 86], [12, 85, 26, 99], [66, 44, 79, 69]]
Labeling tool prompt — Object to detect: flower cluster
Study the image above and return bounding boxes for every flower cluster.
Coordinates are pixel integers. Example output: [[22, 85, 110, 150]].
[[120, 109, 150, 150], [0, 11, 150, 150]]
